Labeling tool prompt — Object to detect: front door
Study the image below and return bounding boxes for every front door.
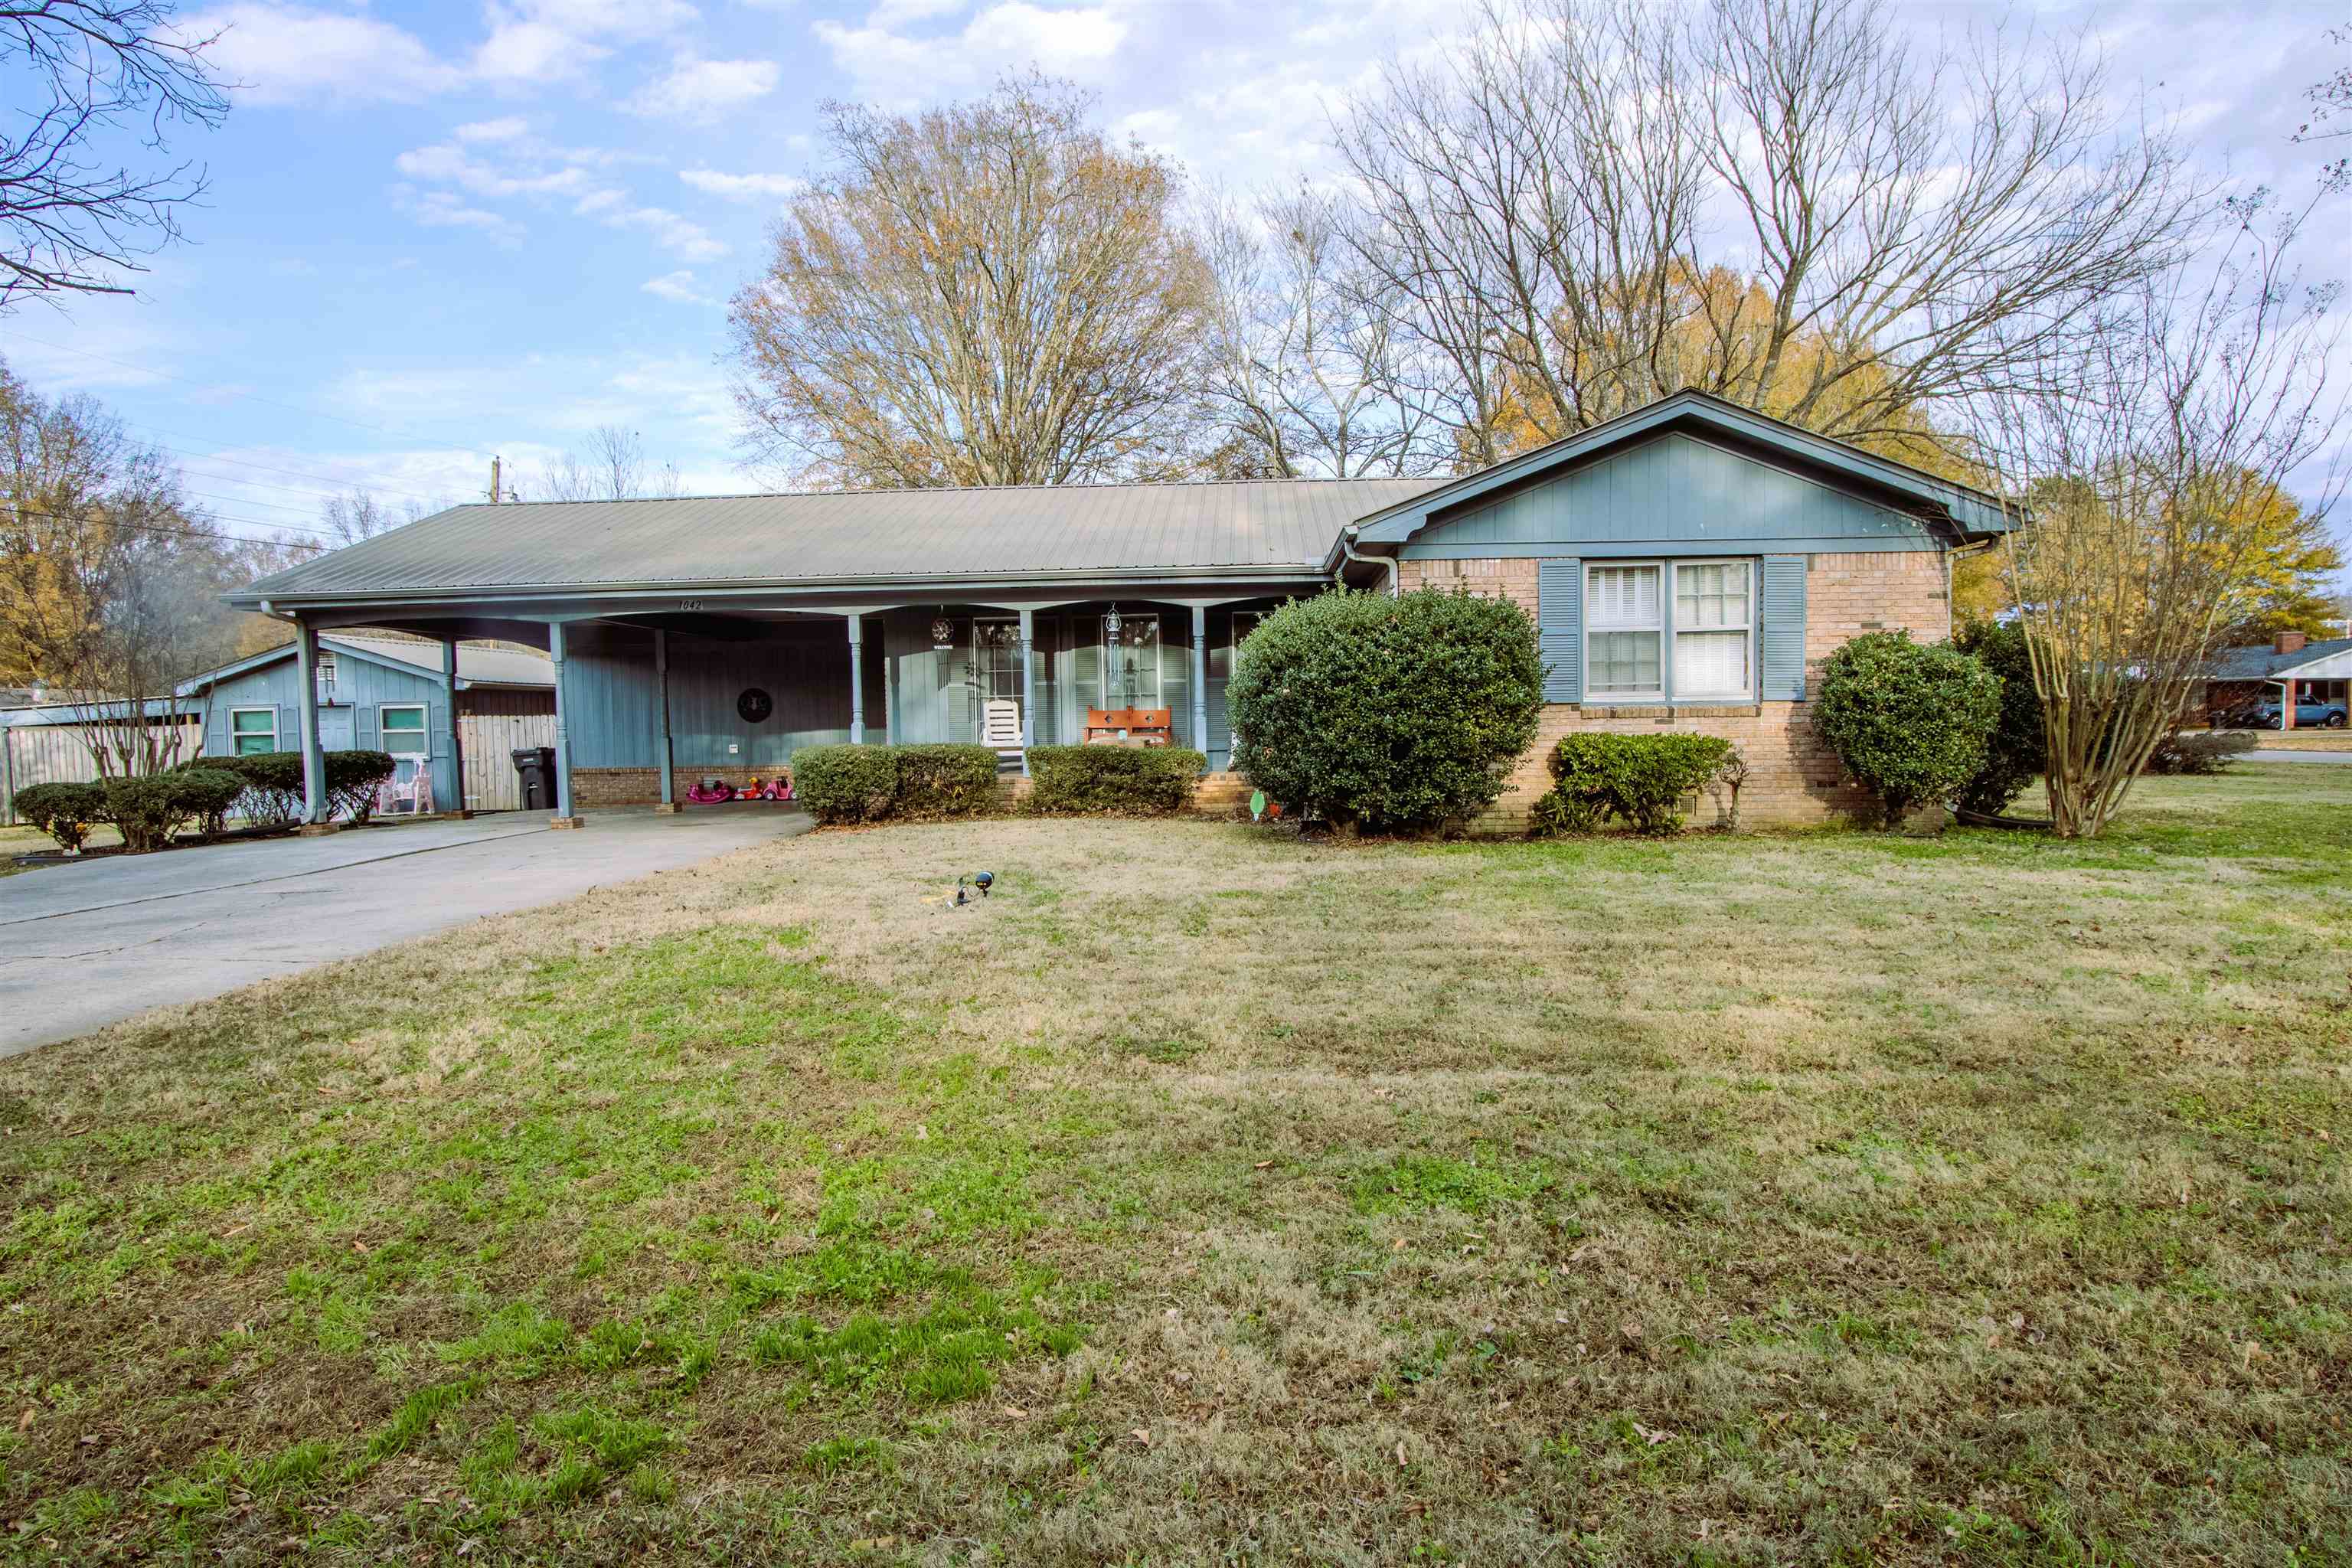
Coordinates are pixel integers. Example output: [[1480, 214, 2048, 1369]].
[[319, 707, 355, 751]]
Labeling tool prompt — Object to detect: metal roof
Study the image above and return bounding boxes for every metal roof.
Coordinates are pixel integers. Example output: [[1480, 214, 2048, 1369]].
[[232, 478, 1442, 606], [173, 634, 554, 695]]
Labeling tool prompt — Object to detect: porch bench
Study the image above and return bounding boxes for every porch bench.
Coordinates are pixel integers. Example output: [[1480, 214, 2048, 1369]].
[[1084, 707, 1172, 746]]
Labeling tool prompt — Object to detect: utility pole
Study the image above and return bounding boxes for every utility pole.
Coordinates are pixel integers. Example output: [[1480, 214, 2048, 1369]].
[[488, 456, 503, 505]]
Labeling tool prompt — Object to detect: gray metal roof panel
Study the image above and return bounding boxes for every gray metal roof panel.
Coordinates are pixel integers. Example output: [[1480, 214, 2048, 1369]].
[[240, 479, 1443, 603]]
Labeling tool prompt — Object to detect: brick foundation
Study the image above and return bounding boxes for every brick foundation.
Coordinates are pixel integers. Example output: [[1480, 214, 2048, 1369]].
[[570, 765, 787, 808]]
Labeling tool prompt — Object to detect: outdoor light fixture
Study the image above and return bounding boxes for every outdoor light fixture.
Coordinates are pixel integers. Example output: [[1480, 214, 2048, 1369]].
[[1104, 607, 1122, 636]]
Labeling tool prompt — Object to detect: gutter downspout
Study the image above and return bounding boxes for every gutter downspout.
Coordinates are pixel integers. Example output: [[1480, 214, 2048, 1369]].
[[1338, 524, 1399, 598]]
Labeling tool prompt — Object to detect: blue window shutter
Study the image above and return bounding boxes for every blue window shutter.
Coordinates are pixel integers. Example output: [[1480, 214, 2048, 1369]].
[[1760, 554, 1808, 701], [1538, 558, 1582, 704]]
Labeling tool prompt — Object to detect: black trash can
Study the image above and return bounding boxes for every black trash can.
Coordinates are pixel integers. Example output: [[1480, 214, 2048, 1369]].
[[511, 746, 558, 811]]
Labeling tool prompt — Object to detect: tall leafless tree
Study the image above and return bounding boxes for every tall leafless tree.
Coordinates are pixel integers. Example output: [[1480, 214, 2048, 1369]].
[[728, 75, 1212, 489], [1965, 190, 2347, 838], [1332, 0, 2210, 461], [1, 0, 229, 305], [534, 426, 662, 501], [320, 488, 430, 546], [1200, 185, 1439, 478]]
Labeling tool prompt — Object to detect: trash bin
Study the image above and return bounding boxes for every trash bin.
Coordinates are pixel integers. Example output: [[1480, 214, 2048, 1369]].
[[511, 746, 558, 811]]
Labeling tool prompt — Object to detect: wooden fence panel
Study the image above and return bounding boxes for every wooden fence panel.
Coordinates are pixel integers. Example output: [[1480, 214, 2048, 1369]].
[[459, 712, 557, 812], [2, 720, 204, 825]]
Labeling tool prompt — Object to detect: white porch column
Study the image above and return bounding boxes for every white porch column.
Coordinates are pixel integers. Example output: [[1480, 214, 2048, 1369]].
[[295, 618, 330, 828], [442, 635, 469, 818], [548, 620, 580, 826], [1018, 607, 1036, 774], [1189, 605, 1209, 756], [848, 613, 867, 743]]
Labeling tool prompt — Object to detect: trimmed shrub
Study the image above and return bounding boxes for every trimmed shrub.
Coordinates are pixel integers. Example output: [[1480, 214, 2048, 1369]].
[[1811, 630, 2001, 828], [1227, 587, 1544, 833], [1026, 746, 1205, 815], [15, 781, 106, 854], [2146, 727, 2257, 776], [794, 744, 900, 825], [103, 769, 248, 853], [214, 750, 306, 829], [1529, 733, 1734, 837], [324, 750, 396, 825], [892, 744, 1001, 818], [1951, 620, 2044, 815], [171, 766, 250, 840]]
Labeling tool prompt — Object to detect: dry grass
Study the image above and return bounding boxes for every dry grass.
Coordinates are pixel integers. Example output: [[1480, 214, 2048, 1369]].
[[2, 766, 2346, 1565]]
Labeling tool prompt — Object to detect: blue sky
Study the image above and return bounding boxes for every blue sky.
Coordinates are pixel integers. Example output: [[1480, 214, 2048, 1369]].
[[0, 0, 2344, 563]]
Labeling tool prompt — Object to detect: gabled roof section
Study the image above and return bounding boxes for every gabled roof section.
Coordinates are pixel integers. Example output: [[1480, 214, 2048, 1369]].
[[227, 477, 1442, 608], [174, 635, 554, 696], [2205, 635, 2352, 682], [1342, 391, 2011, 557]]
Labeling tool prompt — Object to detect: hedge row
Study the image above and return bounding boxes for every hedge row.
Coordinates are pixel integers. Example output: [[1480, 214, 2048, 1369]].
[[1530, 733, 1735, 837], [1024, 746, 1204, 815], [792, 743, 1001, 825], [12, 750, 397, 855]]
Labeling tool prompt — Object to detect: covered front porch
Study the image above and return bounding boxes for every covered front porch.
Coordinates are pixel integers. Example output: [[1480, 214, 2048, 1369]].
[[266, 592, 1298, 827]]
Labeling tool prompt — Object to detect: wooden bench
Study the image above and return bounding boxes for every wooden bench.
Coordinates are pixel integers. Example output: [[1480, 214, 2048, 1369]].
[[1083, 707, 1172, 746]]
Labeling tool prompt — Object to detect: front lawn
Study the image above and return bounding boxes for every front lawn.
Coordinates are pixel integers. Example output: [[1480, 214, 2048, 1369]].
[[2, 767, 2345, 1564]]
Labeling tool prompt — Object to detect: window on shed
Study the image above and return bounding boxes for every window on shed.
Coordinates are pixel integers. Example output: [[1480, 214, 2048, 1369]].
[[230, 707, 277, 755], [314, 654, 337, 694], [380, 705, 427, 753], [1586, 564, 1662, 697]]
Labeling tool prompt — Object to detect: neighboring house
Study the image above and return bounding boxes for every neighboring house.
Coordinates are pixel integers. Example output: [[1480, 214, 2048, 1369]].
[[224, 391, 2013, 830], [2202, 631, 2352, 729], [178, 635, 554, 815]]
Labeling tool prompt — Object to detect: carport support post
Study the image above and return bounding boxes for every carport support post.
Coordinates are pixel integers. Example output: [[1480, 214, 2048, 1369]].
[[2, 716, 15, 826], [847, 614, 866, 744], [1189, 606, 1209, 758], [294, 618, 335, 833], [547, 620, 582, 828], [1018, 608, 1035, 774], [441, 636, 471, 818], [653, 629, 677, 811]]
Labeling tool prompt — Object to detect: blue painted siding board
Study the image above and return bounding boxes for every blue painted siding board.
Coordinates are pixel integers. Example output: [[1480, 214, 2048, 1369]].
[[194, 651, 462, 808], [1397, 432, 1937, 559], [564, 621, 855, 769]]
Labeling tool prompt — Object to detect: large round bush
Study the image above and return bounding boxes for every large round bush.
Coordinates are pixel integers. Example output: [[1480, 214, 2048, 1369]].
[[1811, 630, 2001, 827], [1950, 619, 2044, 815], [1228, 586, 1544, 833]]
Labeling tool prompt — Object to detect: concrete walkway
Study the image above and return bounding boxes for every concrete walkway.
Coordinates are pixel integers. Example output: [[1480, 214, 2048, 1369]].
[[2248, 747, 2352, 764], [0, 806, 810, 1059]]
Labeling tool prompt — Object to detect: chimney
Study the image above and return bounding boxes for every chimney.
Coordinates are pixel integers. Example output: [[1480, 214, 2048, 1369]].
[[2275, 629, 2308, 656]]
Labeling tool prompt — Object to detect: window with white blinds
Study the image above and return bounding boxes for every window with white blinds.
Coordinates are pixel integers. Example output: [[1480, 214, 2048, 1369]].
[[1586, 564, 1662, 697], [1584, 559, 1754, 702]]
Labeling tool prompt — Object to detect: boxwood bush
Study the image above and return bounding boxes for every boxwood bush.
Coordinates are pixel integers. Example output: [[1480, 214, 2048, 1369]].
[[214, 750, 307, 828], [1227, 586, 1544, 834], [170, 766, 250, 840], [1529, 733, 1734, 837], [103, 768, 247, 852], [14, 781, 106, 854], [1025, 746, 1205, 815], [892, 744, 1001, 818], [792, 744, 901, 824], [324, 750, 397, 825], [1811, 630, 2001, 827], [1950, 619, 2044, 815]]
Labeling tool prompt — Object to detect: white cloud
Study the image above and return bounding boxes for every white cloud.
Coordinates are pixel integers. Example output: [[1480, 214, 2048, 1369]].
[[395, 142, 595, 198], [815, 1, 1125, 96], [642, 270, 721, 305], [574, 193, 729, 261], [626, 57, 782, 121], [678, 168, 805, 202], [181, 4, 464, 105], [394, 187, 528, 247], [455, 116, 531, 143]]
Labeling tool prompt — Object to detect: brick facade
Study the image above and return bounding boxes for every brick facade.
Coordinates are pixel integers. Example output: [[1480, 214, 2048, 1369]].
[[1409, 550, 1949, 832], [571, 763, 786, 807]]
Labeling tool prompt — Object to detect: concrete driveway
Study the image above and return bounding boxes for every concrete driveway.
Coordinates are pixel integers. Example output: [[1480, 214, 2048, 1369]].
[[0, 806, 809, 1058], [2249, 748, 2352, 763]]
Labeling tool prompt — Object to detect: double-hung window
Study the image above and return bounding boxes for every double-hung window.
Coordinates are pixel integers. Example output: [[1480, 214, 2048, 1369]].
[[1583, 559, 1755, 703], [229, 707, 277, 756]]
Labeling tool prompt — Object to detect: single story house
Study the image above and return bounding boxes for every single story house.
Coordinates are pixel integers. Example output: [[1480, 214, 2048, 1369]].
[[2200, 632, 2352, 728], [224, 391, 2013, 831], [178, 635, 554, 815]]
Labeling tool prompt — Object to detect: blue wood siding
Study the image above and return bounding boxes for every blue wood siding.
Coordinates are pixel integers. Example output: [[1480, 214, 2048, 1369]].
[[560, 621, 858, 769], [191, 652, 459, 806], [877, 608, 1200, 752], [1400, 432, 1940, 559]]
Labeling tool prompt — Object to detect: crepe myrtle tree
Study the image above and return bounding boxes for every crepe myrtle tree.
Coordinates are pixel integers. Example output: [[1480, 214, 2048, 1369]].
[[1228, 586, 1544, 834]]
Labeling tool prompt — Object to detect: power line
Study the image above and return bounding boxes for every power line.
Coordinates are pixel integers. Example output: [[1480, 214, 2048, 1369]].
[[4, 501, 329, 547], [0, 331, 498, 458], [149, 444, 458, 506]]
